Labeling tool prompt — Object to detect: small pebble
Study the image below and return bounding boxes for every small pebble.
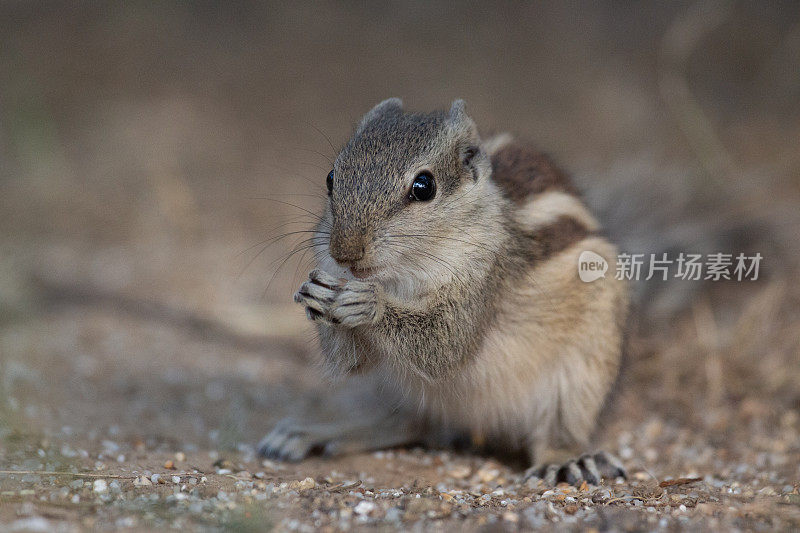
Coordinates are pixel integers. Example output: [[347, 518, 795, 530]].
[[134, 476, 152, 487], [475, 466, 500, 483], [297, 477, 315, 490], [448, 465, 471, 479], [592, 489, 612, 503], [354, 500, 376, 516], [9, 517, 50, 532], [384, 507, 402, 523]]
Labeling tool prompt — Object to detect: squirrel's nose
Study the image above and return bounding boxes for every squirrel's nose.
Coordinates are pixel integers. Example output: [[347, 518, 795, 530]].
[[329, 231, 366, 265]]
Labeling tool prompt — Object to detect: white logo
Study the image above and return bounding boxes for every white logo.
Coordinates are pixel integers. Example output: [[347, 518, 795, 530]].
[[578, 251, 608, 282]]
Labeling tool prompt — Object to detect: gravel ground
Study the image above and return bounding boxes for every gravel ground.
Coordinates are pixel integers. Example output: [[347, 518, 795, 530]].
[[0, 299, 798, 531], [1, 423, 799, 532]]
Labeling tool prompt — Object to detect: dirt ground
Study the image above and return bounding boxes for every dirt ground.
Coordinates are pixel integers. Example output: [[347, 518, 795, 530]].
[[1, 2, 799, 531], [0, 298, 799, 532]]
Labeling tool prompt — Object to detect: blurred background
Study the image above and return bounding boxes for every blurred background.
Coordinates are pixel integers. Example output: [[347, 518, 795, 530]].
[[0, 0, 799, 527]]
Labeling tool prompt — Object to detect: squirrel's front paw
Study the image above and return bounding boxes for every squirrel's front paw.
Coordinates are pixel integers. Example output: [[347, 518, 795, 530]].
[[294, 269, 340, 323], [329, 278, 383, 327], [294, 270, 383, 327]]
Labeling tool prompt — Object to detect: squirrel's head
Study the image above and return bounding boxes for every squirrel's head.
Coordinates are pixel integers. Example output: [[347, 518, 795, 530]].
[[319, 99, 502, 292]]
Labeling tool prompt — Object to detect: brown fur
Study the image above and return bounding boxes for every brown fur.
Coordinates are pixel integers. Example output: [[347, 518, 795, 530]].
[[523, 215, 595, 262], [490, 141, 579, 203]]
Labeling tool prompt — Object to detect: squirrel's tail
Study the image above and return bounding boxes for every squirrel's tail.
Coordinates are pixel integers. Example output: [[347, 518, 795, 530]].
[[579, 155, 798, 320]]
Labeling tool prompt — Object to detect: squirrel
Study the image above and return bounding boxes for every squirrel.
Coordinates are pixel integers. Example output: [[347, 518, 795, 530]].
[[258, 98, 630, 485]]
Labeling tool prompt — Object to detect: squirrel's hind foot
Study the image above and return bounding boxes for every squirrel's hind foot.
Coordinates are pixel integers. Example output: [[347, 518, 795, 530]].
[[257, 417, 327, 462], [524, 451, 626, 486]]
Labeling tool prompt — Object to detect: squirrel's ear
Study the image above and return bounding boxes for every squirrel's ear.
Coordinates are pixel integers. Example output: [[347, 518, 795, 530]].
[[358, 98, 403, 130], [446, 98, 479, 141], [446, 99, 486, 180], [448, 99, 467, 121], [446, 99, 476, 133]]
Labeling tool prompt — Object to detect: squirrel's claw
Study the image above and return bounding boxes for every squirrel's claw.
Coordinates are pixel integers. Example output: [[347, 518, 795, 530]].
[[524, 451, 626, 486], [294, 272, 339, 324]]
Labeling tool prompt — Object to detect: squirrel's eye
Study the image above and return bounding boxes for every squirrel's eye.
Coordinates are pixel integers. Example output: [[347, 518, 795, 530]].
[[410, 172, 436, 202], [326, 170, 334, 196]]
